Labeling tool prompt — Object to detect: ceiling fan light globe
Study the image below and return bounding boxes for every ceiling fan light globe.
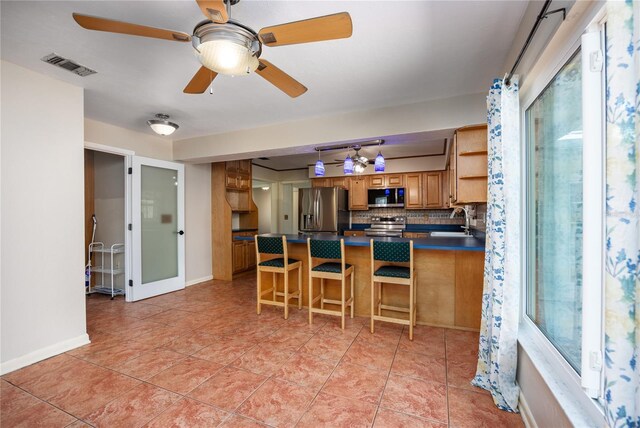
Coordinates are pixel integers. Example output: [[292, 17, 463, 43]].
[[354, 163, 365, 174], [196, 39, 258, 75]]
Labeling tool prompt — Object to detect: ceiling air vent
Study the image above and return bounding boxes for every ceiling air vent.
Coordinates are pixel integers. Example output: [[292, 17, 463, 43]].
[[40, 53, 96, 77]]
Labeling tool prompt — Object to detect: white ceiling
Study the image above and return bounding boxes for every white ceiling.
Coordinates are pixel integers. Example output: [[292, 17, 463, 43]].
[[0, 1, 528, 141]]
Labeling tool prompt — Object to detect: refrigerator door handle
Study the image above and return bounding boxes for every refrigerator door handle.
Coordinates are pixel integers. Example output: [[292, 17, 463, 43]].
[[314, 190, 320, 230]]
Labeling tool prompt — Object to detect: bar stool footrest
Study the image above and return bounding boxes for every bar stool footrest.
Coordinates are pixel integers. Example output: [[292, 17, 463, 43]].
[[379, 304, 410, 313]]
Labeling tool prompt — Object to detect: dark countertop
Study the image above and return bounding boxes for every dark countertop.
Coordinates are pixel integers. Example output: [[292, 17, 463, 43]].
[[236, 233, 485, 252], [232, 228, 259, 233]]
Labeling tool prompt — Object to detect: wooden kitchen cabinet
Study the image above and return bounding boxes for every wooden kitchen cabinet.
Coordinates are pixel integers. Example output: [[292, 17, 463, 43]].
[[331, 177, 350, 189], [386, 174, 404, 187], [311, 177, 349, 189], [453, 125, 488, 204], [367, 175, 385, 188], [367, 173, 404, 189], [403, 232, 428, 238], [404, 173, 423, 209], [449, 134, 457, 205], [232, 232, 257, 274], [349, 178, 368, 210], [225, 160, 252, 211], [424, 172, 442, 208], [312, 178, 331, 187], [344, 230, 365, 237], [232, 241, 245, 273]]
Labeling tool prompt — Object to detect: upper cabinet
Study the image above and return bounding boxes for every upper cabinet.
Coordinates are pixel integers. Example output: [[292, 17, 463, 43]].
[[349, 177, 368, 210], [367, 174, 403, 188], [226, 160, 252, 192], [224, 160, 253, 211], [404, 173, 423, 209], [312, 178, 332, 188], [451, 124, 488, 204], [424, 172, 443, 208]]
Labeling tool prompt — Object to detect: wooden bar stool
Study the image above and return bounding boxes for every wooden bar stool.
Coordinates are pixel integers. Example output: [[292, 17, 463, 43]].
[[370, 239, 417, 340], [307, 238, 354, 329], [255, 235, 302, 319]]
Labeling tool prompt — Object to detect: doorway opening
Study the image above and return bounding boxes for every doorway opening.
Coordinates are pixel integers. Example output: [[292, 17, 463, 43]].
[[84, 149, 129, 301]]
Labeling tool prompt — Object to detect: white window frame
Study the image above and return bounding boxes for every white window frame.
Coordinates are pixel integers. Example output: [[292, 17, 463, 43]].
[[518, 2, 606, 425]]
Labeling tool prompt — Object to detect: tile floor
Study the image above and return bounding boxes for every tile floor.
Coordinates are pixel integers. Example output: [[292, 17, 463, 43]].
[[1, 275, 525, 427]]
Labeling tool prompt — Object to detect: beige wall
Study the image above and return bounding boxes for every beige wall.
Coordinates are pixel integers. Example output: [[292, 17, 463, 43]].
[[252, 188, 272, 234], [185, 163, 212, 285], [85, 118, 173, 161], [517, 346, 572, 427], [173, 92, 487, 163], [1, 61, 88, 373]]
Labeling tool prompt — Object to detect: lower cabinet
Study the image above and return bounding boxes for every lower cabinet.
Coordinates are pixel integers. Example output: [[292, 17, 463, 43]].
[[403, 232, 428, 239], [344, 230, 365, 237], [232, 232, 257, 274]]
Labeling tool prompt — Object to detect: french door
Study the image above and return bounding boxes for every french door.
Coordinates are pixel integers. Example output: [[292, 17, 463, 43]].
[[130, 156, 185, 301]]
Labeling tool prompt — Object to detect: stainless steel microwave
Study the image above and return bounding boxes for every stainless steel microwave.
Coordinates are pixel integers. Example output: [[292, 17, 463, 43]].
[[367, 188, 405, 208]]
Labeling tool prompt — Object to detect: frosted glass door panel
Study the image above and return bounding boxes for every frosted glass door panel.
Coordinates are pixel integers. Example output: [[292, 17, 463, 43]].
[[141, 165, 178, 284], [131, 156, 184, 302]]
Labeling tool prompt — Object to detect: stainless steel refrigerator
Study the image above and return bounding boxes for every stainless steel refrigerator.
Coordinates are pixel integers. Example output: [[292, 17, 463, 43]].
[[298, 187, 348, 235]]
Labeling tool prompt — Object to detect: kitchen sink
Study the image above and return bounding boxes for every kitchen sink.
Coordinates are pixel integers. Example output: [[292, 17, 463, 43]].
[[430, 231, 472, 238]]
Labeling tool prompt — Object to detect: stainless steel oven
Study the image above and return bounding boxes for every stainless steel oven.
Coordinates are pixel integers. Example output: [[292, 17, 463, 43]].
[[364, 216, 406, 237]]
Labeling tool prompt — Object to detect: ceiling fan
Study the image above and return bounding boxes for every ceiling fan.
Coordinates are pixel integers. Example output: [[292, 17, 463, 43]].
[[335, 146, 372, 168], [72, 0, 352, 98]]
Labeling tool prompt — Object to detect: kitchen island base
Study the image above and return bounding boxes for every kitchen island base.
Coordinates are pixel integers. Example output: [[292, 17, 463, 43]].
[[260, 242, 484, 331]]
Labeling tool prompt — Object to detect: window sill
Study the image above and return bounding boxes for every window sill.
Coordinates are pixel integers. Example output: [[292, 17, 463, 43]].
[[518, 322, 604, 427]]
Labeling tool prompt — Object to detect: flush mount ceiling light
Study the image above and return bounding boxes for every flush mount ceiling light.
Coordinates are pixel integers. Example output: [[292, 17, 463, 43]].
[[72, 0, 352, 97], [147, 114, 179, 136]]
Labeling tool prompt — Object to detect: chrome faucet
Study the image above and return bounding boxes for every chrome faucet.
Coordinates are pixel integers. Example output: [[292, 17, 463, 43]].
[[450, 205, 473, 236]]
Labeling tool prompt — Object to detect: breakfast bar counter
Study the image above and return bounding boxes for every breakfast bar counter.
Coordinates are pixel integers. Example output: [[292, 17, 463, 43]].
[[236, 234, 486, 330]]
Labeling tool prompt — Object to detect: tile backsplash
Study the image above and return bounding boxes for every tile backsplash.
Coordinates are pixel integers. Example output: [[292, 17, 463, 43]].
[[351, 208, 465, 225]]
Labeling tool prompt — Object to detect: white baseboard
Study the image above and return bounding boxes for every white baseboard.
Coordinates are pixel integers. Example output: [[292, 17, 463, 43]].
[[186, 275, 213, 287], [0, 333, 90, 375], [519, 390, 537, 428]]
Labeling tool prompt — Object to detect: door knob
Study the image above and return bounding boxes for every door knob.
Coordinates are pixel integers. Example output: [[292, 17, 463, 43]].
[[175, 230, 184, 235]]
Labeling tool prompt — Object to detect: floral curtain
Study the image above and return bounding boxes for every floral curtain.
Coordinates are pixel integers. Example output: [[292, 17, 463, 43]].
[[604, 1, 640, 426], [472, 77, 521, 411]]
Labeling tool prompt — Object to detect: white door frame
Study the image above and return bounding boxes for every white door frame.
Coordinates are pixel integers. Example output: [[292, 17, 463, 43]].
[[130, 156, 185, 301]]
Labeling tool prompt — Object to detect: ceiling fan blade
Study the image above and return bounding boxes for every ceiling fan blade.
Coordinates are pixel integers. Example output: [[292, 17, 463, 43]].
[[258, 12, 352, 47], [72, 13, 191, 42], [196, 0, 228, 23], [255, 60, 307, 98], [183, 66, 218, 94]]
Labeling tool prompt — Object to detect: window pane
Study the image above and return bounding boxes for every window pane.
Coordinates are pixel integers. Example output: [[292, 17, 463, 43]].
[[526, 51, 583, 373]]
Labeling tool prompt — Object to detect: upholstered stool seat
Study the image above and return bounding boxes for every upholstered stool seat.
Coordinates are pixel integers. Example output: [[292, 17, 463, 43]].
[[307, 238, 354, 329], [370, 240, 417, 340], [255, 235, 302, 319], [259, 258, 299, 268]]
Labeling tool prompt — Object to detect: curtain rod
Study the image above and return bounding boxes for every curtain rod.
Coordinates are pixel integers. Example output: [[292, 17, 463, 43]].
[[504, 0, 566, 86]]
